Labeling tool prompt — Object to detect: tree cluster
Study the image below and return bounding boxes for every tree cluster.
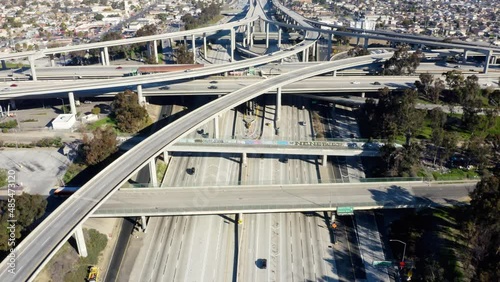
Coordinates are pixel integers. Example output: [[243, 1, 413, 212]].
[[175, 43, 194, 64], [112, 90, 150, 133], [414, 73, 445, 103], [347, 46, 370, 57], [360, 87, 423, 142], [462, 176, 500, 281], [383, 46, 420, 75], [82, 126, 118, 166], [182, 3, 221, 30], [0, 194, 47, 253]]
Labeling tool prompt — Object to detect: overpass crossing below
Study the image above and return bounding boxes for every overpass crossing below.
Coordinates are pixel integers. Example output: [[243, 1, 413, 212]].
[[160, 138, 381, 157], [92, 181, 474, 217]]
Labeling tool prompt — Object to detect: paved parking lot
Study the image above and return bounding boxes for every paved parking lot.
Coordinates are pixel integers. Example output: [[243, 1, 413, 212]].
[[0, 148, 70, 195]]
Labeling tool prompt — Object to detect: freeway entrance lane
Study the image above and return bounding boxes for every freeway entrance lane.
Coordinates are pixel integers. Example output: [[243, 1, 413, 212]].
[[95, 182, 475, 217]]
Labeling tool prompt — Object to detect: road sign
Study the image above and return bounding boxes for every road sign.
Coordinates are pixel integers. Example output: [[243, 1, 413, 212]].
[[337, 206, 354, 215], [399, 261, 406, 269], [373, 261, 392, 267]]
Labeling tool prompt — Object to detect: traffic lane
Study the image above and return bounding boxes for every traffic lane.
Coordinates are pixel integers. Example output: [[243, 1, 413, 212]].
[[102, 184, 418, 210], [335, 215, 366, 280]]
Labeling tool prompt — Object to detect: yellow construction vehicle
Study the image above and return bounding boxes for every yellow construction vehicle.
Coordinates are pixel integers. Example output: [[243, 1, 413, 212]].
[[88, 266, 99, 282]]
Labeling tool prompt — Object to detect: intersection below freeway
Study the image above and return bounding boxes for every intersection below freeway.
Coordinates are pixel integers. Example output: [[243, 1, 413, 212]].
[[93, 182, 475, 217]]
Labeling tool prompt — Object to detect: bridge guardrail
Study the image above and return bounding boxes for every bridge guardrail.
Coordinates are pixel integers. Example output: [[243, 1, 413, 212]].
[[122, 177, 423, 188]]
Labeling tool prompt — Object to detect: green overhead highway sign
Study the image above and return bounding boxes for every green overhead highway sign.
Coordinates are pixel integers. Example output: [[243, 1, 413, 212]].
[[373, 261, 393, 267], [337, 206, 354, 215]]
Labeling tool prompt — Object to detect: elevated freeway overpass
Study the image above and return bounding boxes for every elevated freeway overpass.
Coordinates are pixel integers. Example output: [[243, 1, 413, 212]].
[[92, 182, 474, 217], [0, 51, 396, 282]]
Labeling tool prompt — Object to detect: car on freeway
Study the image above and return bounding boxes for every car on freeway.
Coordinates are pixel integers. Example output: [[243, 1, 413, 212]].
[[184, 69, 191, 72], [351, 81, 360, 85], [454, 65, 461, 69], [115, 66, 123, 69], [187, 167, 196, 174], [280, 158, 288, 163], [373, 81, 381, 85], [300, 121, 306, 126], [10, 83, 18, 87], [258, 259, 267, 269], [84, 100, 92, 104], [208, 85, 218, 89], [159, 86, 170, 90], [210, 80, 218, 84], [2, 87, 11, 91]]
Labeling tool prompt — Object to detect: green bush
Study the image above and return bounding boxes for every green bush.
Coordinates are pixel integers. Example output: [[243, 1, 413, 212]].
[[63, 163, 87, 184], [0, 120, 17, 129], [30, 137, 63, 148]]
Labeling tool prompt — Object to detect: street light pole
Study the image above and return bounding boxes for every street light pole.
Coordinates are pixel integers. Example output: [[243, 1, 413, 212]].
[[390, 239, 407, 262]]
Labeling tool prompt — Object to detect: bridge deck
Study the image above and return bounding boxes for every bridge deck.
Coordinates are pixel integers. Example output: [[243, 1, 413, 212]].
[[93, 182, 474, 217]]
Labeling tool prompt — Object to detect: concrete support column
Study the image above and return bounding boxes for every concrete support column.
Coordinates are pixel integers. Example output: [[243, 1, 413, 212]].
[[250, 25, 254, 46], [302, 49, 307, 62], [356, 36, 360, 46], [100, 50, 106, 66], [276, 86, 282, 122], [149, 157, 158, 187], [333, 70, 337, 77], [137, 84, 145, 106], [278, 28, 282, 48], [265, 22, 269, 48], [191, 34, 196, 64], [361, 92, 365, 98], [73, 224, 88, 257], [103, 46, 110, 65], [230, 29, 235, 62], [50, 58, 55, 67], [246, 22, 251, 46], [28, 56, 37, 81], [214, 115, 220, 139], [322, 155, 328, 167], [203, 35, 207, 57], [242, 152, 247, 165], [153, 40, 158, 63], [1, 60, 6, 69], [327, 34, 333, 60], [141, 216, 148, 233], [311, 42, 316, 61], [484, 50, 492, 74], [163, 150, 169, 164], [68, 92, 77, 115], [364, 37, 369, 48], [305, 48, 309, 62], [462, 50, 468, 63]]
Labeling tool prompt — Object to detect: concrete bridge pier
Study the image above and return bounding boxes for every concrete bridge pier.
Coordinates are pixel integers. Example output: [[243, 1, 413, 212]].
[[191, 34, 196, 64], [265, 22, 269, 48], [214, 115, 220, 139], [68, 92, 77, 115], [322, 155, 328, 166], [276, 86, 282, 122], [140, 216, 148, 233], [100, 50, 106, 66], [1, 60, 6, 69], [103, 46, 110, 65], [356, 36, 361, 46], [153, 40, 158, 63], [242, 152, 247, 166], [311, 42, 316, 61], [50, 57, 55, 67], [203, 34, 207, 56], [302, 49, 307, 62], [230, 29, 235, 61], [327, 34, 333, 60], [246, 22, 251, 46], [163, 150, 169, 164], [149, 157, 158, 187], [28, 56, 37, 81], [361, 92, 365, 98], [483, 49, 492, 74], [137, 85, 145, 106], [9, 99, 16, 110], [462, 50, 468, 63], [277, 28, 282, 48], [333, 70, 337, 77], [73, 224, 88, 257]]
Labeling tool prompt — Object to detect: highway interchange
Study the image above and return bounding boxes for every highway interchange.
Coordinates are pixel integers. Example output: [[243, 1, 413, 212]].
[[0, 0, 490, 281]]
